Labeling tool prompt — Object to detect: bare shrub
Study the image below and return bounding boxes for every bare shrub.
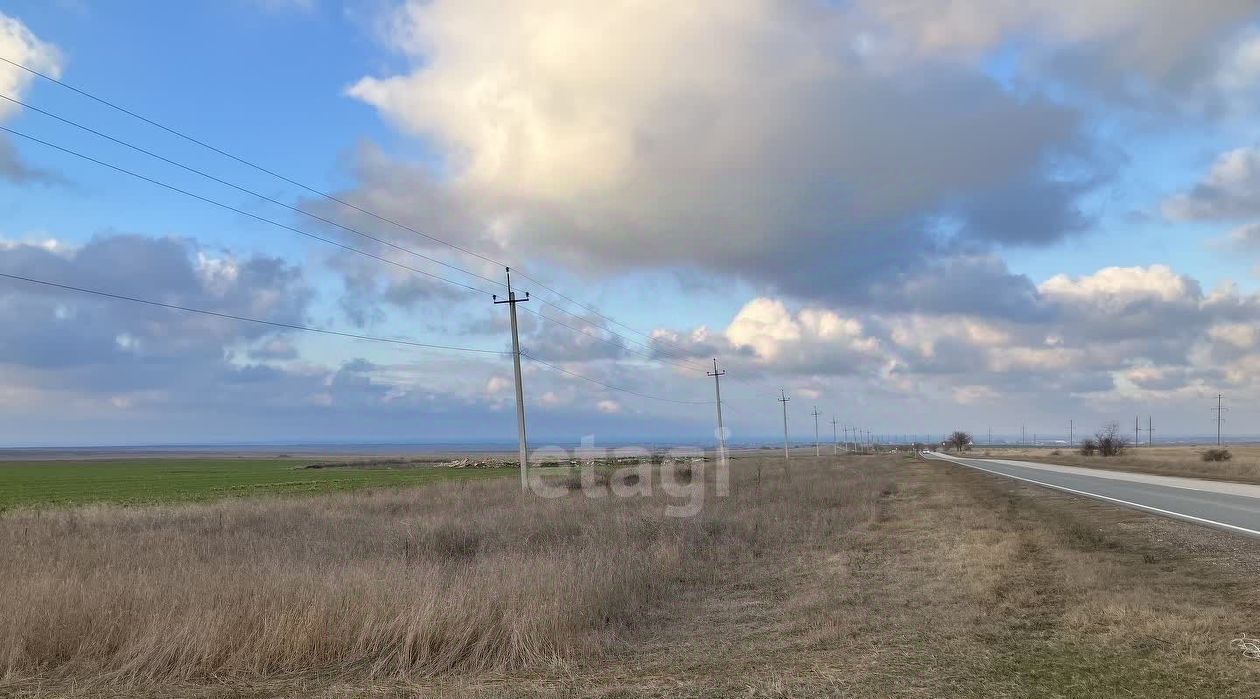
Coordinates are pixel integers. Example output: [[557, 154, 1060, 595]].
[[1202, 448, 1233, 462], [1094, 422, 1126, 457], [1079, 437, 1098, 456], [945, 431, 972, 453]]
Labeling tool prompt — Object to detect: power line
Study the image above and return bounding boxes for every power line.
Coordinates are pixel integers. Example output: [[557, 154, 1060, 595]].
[[4, 123, 705, 377], [0, 125, 497, 297], [0, 270, 711, 413], [1213, 394, 1228, 447], [0, 92, 506, 290], [0, 55, 706, 368], [520, 351, 713, 405], [0, 271, 504, 355], [0, 98, 707, 372], [516, 305, 703, 372]]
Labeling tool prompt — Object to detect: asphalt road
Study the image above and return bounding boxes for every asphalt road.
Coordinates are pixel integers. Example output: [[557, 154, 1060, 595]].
[[923, 451, 1260, 538]]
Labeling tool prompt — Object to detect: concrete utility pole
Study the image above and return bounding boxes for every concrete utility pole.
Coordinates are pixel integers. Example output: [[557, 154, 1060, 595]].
[[1148, 416, 1153, 447], [493, 267, 530, 491], [708, 359, 727, 472], [778, 390, 791, 461], [831, 417, 839, 456], [1135, 416, 1141, 448], [1069, 419, 1074, 448], [1213, 394, 1227, 446], [811, 406, 821, 457]]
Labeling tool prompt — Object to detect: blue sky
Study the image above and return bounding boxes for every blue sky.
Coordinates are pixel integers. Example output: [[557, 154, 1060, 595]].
[[2, 1, 1260, 446]]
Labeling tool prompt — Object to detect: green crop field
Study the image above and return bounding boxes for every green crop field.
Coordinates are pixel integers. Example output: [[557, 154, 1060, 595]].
[[0, 458, 516, 509]]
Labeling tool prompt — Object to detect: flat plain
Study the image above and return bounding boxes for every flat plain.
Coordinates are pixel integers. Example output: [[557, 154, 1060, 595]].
[[0, 457, 515, 509], [3, 453, 1260, 697]]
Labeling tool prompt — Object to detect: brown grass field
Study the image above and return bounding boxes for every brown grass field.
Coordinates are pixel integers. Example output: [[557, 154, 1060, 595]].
[[972, 444, 1260, 484], [2, 454, 1260, 697]]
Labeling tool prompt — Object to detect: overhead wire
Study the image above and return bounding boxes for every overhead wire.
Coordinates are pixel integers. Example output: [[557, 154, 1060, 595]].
[[0, 125, 499, 297], [0, 271, 716, 405], [1, 95, 708, 371], [521, 351, 713, 405], [0, 55, 709, 369], [0, 271, 504, 354], [0, 57, 729, 409], [0, 92, 506, 292]]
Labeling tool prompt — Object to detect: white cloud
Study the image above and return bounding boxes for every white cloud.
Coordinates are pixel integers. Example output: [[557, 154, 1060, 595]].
[[1039, 265, 1193, 308], [1164, 146, 1260, 220], [0, 13, 60, 121], [345, 0, 1090, 301], [725, 298, 881, 366]]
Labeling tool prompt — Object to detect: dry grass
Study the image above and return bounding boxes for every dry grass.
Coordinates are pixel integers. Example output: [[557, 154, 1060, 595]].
[[980, 445, 1260, 484], [0, 456, 886, 696], [5, 453, 1260, 697]]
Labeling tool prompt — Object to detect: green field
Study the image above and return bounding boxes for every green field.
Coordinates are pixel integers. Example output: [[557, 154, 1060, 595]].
[[0, 458, 516, 509]]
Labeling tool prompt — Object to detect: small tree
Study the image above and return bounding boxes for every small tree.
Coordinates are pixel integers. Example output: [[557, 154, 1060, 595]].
[[1079, 437, 1098, 456], [1095, 422, 1126, 457], [945, 431, 972, 453]]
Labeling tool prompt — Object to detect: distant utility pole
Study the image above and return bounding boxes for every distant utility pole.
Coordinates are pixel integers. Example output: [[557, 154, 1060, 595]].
[[1148, 416, 1153, 447], [1069, 419, 1074, 448], [707, 359, 727, 473], [831, 416, 839, 456], [778, 390, 791, 461], [1135, 416, 1141, 448], [811, 407, 821, 457], [493, 267, 530, 491], [1213, 394, 1228, 446], [1021, 424, 1025, 447], [987, 426, 992, 447]]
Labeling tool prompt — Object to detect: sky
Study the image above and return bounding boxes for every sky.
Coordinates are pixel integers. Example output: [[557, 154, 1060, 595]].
[[1, 1, 1260, 447]]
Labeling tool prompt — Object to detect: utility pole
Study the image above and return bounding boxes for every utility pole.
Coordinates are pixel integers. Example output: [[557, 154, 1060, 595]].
[[987, 426, 992, 447], [1021, 424, 1025, 447], [778, 390, 791, 461], [1135, 416, 1140, 448], [493, 267, 530, 491], [831, 417, 839, 456], [1069, 419, 1074, 448], [707, 359, 727, 473], [1148, 416, 1153, 447], [811, 407, 821, 457], [1213, 394, 1227, 446]]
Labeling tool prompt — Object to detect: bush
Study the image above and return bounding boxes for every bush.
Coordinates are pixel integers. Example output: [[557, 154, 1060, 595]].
[[1202, 448, 1233, 462], [1050, 450, 1062, 456], [1095, 422, 1126, 457], [1079, 437, 1098, 456], [945, 431, 972, 453]]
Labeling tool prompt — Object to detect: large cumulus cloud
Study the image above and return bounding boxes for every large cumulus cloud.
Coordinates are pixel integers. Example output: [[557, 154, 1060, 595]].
[[339, 0, 1097, 305]]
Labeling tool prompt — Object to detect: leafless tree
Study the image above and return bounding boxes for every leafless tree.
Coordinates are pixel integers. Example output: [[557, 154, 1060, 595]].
[[945, 431, 972, 453], [1095, 422, 1126, 457]]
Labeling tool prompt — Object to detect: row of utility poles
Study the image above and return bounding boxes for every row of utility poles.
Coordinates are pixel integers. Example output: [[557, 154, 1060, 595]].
[[496, 265, 890, 490], [985, 396, 1230, 449], [497, 271, 1232, 492], [775, 390, 881, 461]]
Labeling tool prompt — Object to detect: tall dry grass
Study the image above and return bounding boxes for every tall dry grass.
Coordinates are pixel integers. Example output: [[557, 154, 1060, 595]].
[[0, 457, 887, 692]]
